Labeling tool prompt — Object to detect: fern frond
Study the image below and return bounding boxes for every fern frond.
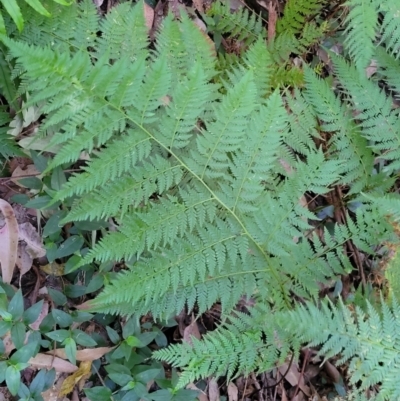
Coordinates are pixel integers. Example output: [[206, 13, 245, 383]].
[[153, 304, 293, 387], [333, 55, 400, 173], [282, 297, 400, 400], [379, 0, 400, 57], [343, 0, 379, 69], [96, 2, 148, 61], [207, 1, 264, 46], [283, 89, 319, 159], [269, 22, 325, 63], [303, 68, 375, 193], [0, 110, 22, 158], [375, 47, 400, 97], [276, 0, 324, 35], [14, 0, 96, 52]]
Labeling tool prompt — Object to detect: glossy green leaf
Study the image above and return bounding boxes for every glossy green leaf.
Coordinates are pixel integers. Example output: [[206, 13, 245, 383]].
[[55, 235, 84, 259], [11, 321, 26, 349], [24, 0, 51, 16], [0, 320, 12, 336], [52, 0, 74, 5], [8, 290, 24, 320], [10, 341, 38, 364], [70, 310, 94, 323], [30, 368, 56, 395], [6, 365, 21, 395], [0, 0, 23, 31], [30, 150, 49, 173], [22, 300, 44, 325], [112, 341, 132, 361], [71, 329, 97, 346], [121, 390, 140, 401], [134, 368, 161, 384], [50, 166, 67, 191], [106, 326, 120, 344], [17, 177, 42, 190], [64, 337, 77, 365], [84, 386, 112, 401], [123, 316, 140, 339], [43, 211, 67, 237], [85, 274, 105, 294], [52, 309, 73, 328], [45, 329, 70, 342], [64, 284, 86, 298], [136, 332, 158, 347], [0, 11, 6, 35], [25, 195, 54, 210], [47, 288, 67, 306], [108, 373, 132, 387]]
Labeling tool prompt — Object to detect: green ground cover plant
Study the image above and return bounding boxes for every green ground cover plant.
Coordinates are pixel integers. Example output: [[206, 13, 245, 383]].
[[1, 0, 400, 399]]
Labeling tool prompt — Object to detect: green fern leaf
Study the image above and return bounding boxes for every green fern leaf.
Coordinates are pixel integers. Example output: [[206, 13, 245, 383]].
[[344, 0, 379, 68], [282, 297, 400, 400]]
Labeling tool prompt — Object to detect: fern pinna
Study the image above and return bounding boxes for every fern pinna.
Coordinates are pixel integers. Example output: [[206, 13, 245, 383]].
[[4, 0, 400, 399]]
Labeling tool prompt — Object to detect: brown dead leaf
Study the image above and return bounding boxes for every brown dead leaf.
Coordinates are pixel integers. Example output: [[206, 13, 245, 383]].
[[75, 300, 92, 310], [16, 242, 33, 276], [186, 383, 209, 401], [30, 300, 49, 330], [183, 315, 201, 346], [2, 334, 14, 357], [29, 354, 78, 373], [366, 59, 377, 78], [192, 0, 204, 14], [227, 382, 238, 401], [267, 1, 277, 43], [208, 378, 220, 401], [143, 2, 154, 33], [323, 360, 341, 384], [15, 222, 46, 278], [47, 346, 115, 362], [278, 362, 310, 397], [59, 361, 92, 396], [71, 389, 80, 401], [10, 165, 40, 187], [41, 372, 66, 401], [193, 16, 207, 32], [0, 386, 13, 401], [18, 222, 46, 259], [0, 199, 19, 283]]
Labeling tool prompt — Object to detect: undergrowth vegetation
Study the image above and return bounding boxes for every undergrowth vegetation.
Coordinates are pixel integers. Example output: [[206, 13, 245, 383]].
[[1, 0, 400, 399]]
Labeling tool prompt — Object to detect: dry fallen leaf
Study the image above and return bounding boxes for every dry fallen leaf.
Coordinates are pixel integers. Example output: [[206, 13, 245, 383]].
[[41, 372, 69, 401], [18, 222, 46, 259], [192, 0, 204, 13], [183, 315, 201, 346], [208, 378, 220, 401], [10, 165, 40, 188], [143, 2, 154, 33], [186, 383, 209, 401], [29, 354, 78, 373], [278, 361, 310, 397], [0, 199, 19, 283], [59, 361, 92, 396], [47, 346, 115, 362], [227, 382, 238, 401], [16, 242, 33, 276], [30, 299, 49, 331]]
